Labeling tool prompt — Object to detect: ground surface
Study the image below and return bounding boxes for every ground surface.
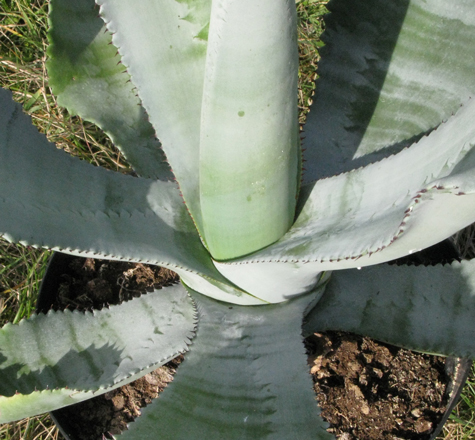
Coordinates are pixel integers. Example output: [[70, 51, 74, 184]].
[[308, 332, 448, 440]]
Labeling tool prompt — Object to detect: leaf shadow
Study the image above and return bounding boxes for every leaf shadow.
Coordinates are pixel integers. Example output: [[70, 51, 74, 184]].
[[0, 341, 126, 397], [302, 0, 412, 182]]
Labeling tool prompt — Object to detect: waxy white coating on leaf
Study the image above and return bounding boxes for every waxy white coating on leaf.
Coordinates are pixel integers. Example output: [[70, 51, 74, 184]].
[[213, 259, 327, 304], [180, 271, 266, 305], [199, 0, 299, 260]]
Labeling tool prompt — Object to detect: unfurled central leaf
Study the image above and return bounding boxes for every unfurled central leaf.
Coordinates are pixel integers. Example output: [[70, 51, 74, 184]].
[[199, 0, 300, 260]]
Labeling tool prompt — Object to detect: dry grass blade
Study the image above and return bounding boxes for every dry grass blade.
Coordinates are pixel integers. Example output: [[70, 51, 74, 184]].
[[0, 414, 61, 440]]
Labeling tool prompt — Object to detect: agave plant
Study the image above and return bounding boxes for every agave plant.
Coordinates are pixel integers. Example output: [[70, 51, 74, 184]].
[[1, 0, 475, 437]]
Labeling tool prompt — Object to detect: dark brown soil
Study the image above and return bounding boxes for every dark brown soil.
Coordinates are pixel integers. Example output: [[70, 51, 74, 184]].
[[50, 258, 179, 311], [307, 332, 448, 440], [43, 256, 456, 440], [55, 356, 183, 438]]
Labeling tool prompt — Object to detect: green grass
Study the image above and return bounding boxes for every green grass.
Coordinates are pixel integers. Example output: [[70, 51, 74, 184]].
[[0, 0, 47, 63], [296, 0, 328, 126], [0, 1, 474, 439], [0, 242, 49, 326]]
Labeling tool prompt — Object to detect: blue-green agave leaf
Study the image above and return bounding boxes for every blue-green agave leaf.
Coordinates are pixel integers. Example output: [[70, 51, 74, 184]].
[[226, 98, 475, 271], [0, 284, 195, 422], [96, 0, 212, 237], [304, 259, 475, 359], [0, 88, 253, 301], [116, 289, 333, 440], [0, 389, 101, 425], [213, 260, 329, 304], [47, 0, 172, 180], [198, 0, 300, 259], [303, 0, 475, 181]]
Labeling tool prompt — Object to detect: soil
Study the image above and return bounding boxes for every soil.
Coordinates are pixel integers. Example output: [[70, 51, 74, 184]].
[[41, 256, 457, 440], [54, 357, 183, 438], [307, 332, 447, 440]]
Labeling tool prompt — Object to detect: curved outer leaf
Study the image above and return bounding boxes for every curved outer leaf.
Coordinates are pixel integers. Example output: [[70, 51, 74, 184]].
[[199, 0, 299, 259], [213, 260, 329, 304], [180, 272, 266, 306], [47, 0, 172, 180], [0, 389, 101, 425], [0, 284, 195, 423], [96, 0, 212, 237], [220, 98, 475, 276], [116, 289, 333, 440], [0, 88, 258, 303], [304, 260, 475, 359], [303, 0, 475, 181]]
